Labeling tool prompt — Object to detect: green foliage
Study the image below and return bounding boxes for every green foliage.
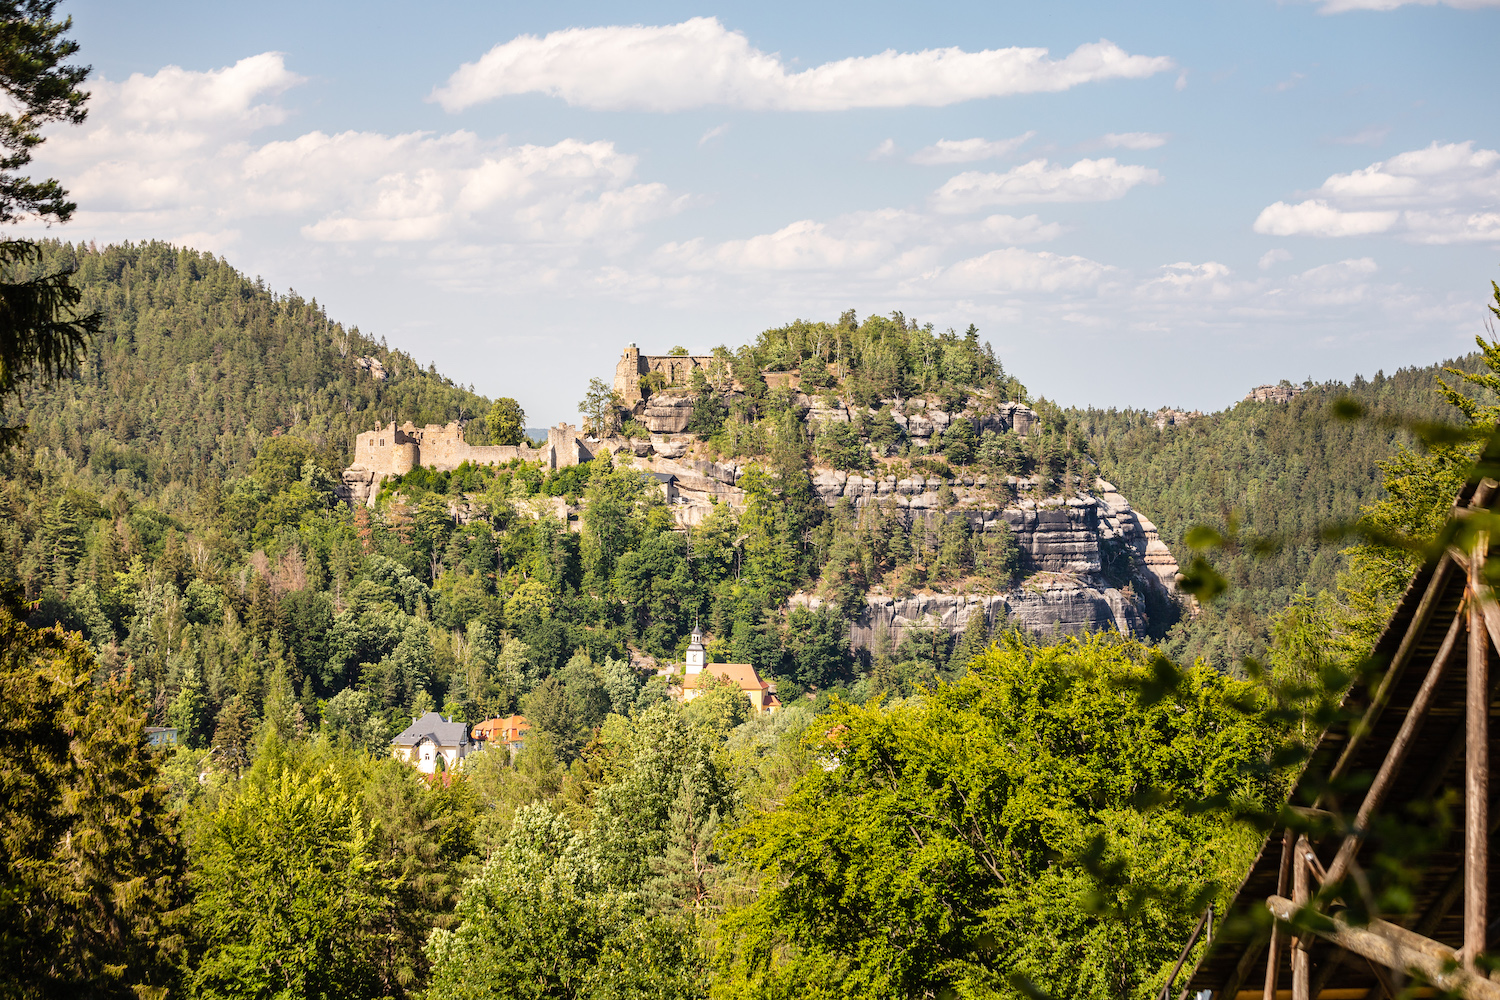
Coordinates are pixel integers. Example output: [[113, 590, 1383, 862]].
[[0, 586, 189, 999], [717, 632, 1277, 1000], [425, 803, 704, 1000], [483, 397, 526, 446], [0, 1, 91, 226], [580, 376, 622, 436], [0, 240, 101, 449], [190, 741, 390, 999]]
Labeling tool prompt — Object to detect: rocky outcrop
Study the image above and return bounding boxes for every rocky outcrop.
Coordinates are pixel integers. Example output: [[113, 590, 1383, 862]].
[[338, 468, 382, 507], [1245, 384, 1304, 404], [802, 396, 1036, 447], [849, 581, 1147, 650], [1153, 407, 1202, 430], [794, 476, 1184, 642], [643, 394, 696, 434]]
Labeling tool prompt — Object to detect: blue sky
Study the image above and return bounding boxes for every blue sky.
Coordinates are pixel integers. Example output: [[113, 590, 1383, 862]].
[[34, 0, 1500, 423]]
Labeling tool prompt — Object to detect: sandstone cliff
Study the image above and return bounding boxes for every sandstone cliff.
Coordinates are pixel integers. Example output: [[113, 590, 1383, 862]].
[[783, 477, 1183, 644]]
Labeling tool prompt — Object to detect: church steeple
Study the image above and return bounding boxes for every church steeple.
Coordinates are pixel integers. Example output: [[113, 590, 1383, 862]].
[[685, 622, 705, 675]]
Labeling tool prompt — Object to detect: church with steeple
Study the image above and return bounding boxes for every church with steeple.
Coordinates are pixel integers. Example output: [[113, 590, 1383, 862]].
[[676, 623, 782, 715]]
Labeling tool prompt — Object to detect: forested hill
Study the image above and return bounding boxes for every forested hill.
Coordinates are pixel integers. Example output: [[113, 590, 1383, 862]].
[[1073, 359, 1490, 667], [6, 240, 490, 492]]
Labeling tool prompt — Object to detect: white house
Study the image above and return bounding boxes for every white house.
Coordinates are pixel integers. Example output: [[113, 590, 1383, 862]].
[[390, 712, 474, 774]]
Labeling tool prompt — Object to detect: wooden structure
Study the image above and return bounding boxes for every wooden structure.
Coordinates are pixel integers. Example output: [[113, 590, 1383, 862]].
[[1177, 473, 1500, 999]]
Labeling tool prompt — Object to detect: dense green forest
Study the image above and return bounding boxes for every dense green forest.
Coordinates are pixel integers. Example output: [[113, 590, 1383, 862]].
[[1073, 356, 1493, 668], [4, 236, 1495, 999]]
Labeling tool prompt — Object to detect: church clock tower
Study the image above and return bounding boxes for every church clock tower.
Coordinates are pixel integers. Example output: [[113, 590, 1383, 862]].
[[685, 624, 706, 675]]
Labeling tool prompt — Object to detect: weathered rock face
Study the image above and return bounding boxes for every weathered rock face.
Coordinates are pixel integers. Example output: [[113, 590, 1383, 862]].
[[797, 476, 1184, 643], [849, 582, 1147, 651], [643, 394, 696, 434], [802, 396, 1036, 447]]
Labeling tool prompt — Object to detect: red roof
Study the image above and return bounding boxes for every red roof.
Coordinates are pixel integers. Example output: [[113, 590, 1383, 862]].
[[681, 663, 769, 692], [472, 714, 530, 743]]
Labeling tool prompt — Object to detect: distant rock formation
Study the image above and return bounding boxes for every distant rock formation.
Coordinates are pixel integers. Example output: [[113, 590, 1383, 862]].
[[1245, 383, 1305, 404], [1154, 407, 1202, 430], [805, 478, 1184, 643]]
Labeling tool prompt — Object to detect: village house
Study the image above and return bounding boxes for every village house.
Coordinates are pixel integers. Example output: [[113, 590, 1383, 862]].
[[471, 714, 531, 757], [676, 625, 782, 715], [390, 712, 474, 774]]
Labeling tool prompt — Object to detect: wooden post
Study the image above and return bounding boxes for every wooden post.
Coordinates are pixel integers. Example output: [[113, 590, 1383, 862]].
[[1468, 529, 1490, 968], [1265, 829, 1294, 1000], [1293, 835, 1311, 1000]]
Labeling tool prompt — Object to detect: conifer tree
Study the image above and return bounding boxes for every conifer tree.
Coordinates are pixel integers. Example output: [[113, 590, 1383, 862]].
[[0, 583, 189, 998]]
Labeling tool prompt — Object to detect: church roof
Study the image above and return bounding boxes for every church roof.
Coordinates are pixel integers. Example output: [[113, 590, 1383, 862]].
[[682, 663, 768, 692]]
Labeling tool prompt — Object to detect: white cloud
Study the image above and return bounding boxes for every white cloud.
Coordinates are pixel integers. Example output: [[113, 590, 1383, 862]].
[[1259, 248, 1293, 269], [1316, 0, 1500, 12], [1137, 261, 1242, 300], [1253, 200, 1400, 237], [966, 214, 1067, 243], [31, 55, 685, 252], [1252, 141, 1500, 243], [932, 157, 1162, 213], [431, 18, 1173, 112], [936, 247, 1115, 293], [868, 138, 899, 161], [699, 123, 730, 146], [910, 132, 1035, 165], [1102, 131, 1169, 150]]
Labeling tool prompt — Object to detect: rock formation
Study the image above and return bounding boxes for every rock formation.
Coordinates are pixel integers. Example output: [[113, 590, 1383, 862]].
[[795, 477, 1183, 644], [1245, 383, 1305, 404]]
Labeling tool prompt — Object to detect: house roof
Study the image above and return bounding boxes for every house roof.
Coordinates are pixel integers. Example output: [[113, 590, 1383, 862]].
[[646, 471, 677, 484], [391, 711, 471, 748], [472, 714, 531, 743], [1181, 461, 1500, 998], [683, 663, 769, 692]]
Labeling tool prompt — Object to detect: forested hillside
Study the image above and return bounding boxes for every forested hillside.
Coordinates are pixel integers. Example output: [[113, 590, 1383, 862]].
[[4, 240, 490, 493], [1074, 358, 1490, 668], [0, 240, 1303, 999]]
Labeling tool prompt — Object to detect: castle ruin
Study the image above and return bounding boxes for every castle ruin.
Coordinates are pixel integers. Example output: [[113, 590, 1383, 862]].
[[340, 420, 592, 506], [614, 345, 718, 405]]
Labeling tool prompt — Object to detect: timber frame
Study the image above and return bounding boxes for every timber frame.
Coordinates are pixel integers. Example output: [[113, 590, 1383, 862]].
[[1177, 469, 1500, 1000]]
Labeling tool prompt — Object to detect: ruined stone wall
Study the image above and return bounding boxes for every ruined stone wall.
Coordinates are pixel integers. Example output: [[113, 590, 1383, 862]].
[[613, 346, 716, 404], [342, 420, 594, 507]]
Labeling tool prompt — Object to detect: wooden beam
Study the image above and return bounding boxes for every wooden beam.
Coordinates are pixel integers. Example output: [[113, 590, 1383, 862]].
[[1468, 530, 1490, 968], [1266, 895, 1500, 1000], [1161, 907, 1212, 1000], [1322, 559, 1456, 801], [1266, 830, 1295, 1000], [1325, 608, 1466, 887], [1294, 837, 1311, 1000]]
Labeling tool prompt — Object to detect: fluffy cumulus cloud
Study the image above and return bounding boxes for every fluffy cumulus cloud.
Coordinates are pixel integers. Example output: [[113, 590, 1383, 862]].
[[1253, 141, 1500, 243], [431, 18, 1173, 112], [909, 133, 1036, 165], [932, 158, 1162, 213], [30, 54, 684, 256]]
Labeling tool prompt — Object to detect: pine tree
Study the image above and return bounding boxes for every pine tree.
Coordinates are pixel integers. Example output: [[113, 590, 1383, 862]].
[[168, 663, 209, 747], [0, 582, 189, 997]]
